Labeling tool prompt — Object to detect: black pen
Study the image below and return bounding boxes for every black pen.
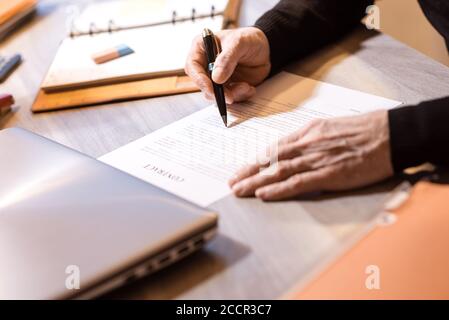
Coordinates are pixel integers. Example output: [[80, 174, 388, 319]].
[[202, 28, 227, 127]]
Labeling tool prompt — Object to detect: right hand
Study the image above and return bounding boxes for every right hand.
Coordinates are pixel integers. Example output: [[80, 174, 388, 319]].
[[185, 27, 271, 104]]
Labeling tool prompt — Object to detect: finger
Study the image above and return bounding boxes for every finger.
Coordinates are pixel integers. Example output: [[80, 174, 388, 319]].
[[269, 142, 303, 162], [212, 37, 245, 84], [186, 59, 214, 99], [231, 158, 313, 197], [202, 82, 234, 104], [252, 141, 303, 173], [185, 37, 214, 98], [205, 79, 244, 105], [255, 167, 333, 201], [229, 148, 283, 187], [278, 120, 321, 145], [228, 143, 312, 188], [226, 82, 256, 102], [228, 162, 261, 187], [223, 87, 235, 104]]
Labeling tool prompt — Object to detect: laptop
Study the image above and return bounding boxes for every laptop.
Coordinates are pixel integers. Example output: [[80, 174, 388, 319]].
[[0, 127, 218, 299]]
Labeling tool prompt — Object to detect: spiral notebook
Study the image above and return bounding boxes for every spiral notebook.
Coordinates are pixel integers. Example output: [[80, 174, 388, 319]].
[[41, 0, 232, 92], [33, 0, 240, 112], [69, 0, 231, 37]]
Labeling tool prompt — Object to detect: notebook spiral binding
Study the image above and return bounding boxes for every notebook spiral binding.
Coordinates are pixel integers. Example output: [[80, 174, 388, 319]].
[[108, 19, 118, 33], [69, 5, 226, 37]]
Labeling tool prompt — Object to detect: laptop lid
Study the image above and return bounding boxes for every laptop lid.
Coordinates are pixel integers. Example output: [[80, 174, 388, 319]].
[[0, 128, 217, 299]]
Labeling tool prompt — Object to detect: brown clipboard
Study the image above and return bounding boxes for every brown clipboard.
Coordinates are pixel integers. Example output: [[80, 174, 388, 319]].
[[32, 75, 197, 112], [290, 181, 449, 300], [32, 0, 241, 113]]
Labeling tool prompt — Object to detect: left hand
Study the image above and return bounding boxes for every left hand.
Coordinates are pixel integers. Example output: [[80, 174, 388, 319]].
[[228, 110, 394, 201]]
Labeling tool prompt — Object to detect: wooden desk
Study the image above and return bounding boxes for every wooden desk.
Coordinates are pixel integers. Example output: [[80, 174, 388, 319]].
[[1, 0, 449, 299]]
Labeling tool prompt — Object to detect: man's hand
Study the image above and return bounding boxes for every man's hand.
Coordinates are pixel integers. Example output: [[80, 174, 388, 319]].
[[185, 27, 271, 104], [229, 110, 394, 200]]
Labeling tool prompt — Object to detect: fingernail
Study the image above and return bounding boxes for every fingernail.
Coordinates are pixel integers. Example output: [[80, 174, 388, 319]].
[[232, 182, 243, 196], [232, 84, 256, 102], [236, 83, 250, 96], [204, 92, 213, 101], [212, 67, 225, 84], [228, 175, 238, 187], [226, 96, 234, 104], [248, 86, 256, 96]]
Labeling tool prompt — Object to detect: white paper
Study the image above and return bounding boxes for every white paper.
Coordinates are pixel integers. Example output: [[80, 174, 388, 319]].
[[99, 72, 402, 207], [43, 16, 223, 90]]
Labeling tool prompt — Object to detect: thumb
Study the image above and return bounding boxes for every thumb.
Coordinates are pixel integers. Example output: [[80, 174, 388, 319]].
[[212, 41, 242, 84]]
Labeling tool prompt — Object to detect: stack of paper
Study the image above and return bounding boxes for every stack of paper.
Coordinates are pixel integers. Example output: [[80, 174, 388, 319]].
[[100, 72, 402, 207], [41, 16, 224, 92]]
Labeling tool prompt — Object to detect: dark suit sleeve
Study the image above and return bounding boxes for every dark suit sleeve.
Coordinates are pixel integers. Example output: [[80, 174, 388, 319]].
[[254, 0, 374, 72], [389, 0, 449, 171], [389, 97, 449, 172], [418, 0, 449, 49]]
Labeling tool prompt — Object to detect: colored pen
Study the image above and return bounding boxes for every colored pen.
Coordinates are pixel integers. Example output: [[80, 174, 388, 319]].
[[0, 54, 22, 83], [202, 28, 227, 127], [0, 93, 14, 117]]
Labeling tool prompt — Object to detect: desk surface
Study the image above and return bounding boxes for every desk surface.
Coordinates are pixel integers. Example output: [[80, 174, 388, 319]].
[[1, 0, 449, 299]]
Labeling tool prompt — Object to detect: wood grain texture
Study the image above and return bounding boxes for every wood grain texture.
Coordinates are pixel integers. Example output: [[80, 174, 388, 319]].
[[1, 0, 449, 299]]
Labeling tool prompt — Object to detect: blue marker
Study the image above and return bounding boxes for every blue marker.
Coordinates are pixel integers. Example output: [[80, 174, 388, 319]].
[[0, 54, 22, 83]]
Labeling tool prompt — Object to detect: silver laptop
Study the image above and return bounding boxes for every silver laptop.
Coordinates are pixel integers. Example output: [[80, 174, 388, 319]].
[[0, 128, 218, 299]]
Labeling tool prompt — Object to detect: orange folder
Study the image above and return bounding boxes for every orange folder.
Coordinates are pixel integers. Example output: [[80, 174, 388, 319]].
[[0, 0, 36, 26], [292, 181, 449, 300]]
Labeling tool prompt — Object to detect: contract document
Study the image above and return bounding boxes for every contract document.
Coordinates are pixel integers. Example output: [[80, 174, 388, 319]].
[[99, 72, 401, 207]]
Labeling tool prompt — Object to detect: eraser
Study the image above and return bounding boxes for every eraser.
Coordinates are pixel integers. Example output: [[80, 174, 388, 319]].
[[92, 44, 134, 64]]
